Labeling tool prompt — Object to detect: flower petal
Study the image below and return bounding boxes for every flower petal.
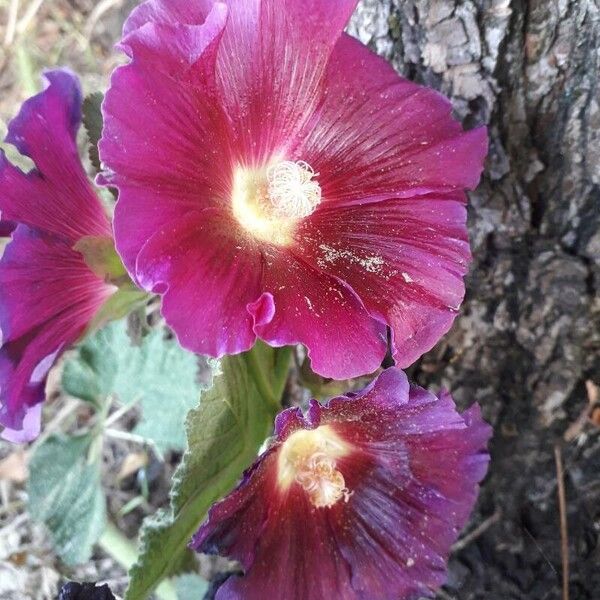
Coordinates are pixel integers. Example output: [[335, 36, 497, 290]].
[[0, 221, 15, 237], [296, 34, 487, 205], [0, 226, 112, 430], [135, 209, 263, 357], [1, 403, 41, 443], [100, 3, 231, 274], [197, 468, 357, 599], [212, 0, 359, 162], [250, 248, 387, 379], [193, 367, 491, 600], [0, 69, 110, 241], [118, 1, 227, 86], [296, 195, 470, 367], [123, 0, 215, 37], [103, 1, 487, 378]]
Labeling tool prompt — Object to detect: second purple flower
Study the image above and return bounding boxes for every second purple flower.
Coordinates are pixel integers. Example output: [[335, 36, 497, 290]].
[[193, 367, 491, 600]]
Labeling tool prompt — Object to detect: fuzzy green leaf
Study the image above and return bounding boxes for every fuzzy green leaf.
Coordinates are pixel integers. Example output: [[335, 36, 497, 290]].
[[62, 320, 203, 452], [82, 92, 104, 174], [174, 573, 210, 599], [27, 434, 105, 565], [125, 346, 290, 600]]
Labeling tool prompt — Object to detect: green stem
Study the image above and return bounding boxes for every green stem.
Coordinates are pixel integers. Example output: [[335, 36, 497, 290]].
[[244, 346, 279, 412], [16, 45, 38, 96], [272, 346, 293, 400], [99, 522, 178, 600]]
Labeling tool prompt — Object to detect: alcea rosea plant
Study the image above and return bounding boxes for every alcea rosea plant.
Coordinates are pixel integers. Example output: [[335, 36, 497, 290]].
[[0, 1, 490, 599]]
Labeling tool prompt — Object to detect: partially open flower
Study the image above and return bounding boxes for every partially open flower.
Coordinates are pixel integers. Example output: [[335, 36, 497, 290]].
[[192, 367, 492, 600], [100, 0, 488, 380], [0, 70, 117, 442]]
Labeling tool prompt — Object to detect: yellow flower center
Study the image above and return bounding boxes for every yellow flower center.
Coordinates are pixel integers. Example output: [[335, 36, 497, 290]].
[[277, 425, 352, 508], [231, 160, 321, 245]]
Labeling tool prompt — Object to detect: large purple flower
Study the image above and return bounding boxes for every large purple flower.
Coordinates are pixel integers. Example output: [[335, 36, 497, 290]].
[[100, 0, 488, 380], [192, 367, 491, 600], [0, 70, 116, 442]]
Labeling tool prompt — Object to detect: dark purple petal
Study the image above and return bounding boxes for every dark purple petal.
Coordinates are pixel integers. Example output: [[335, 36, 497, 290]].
[[0, 221, 15, 237], [0, 70, 117, 439], [58, 581, 116, 600], [193, 367, 491, 600]]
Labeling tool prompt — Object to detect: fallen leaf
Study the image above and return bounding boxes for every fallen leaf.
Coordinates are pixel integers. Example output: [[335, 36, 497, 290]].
[[118, 452, 148, 481], [0, 451, 28, 483]]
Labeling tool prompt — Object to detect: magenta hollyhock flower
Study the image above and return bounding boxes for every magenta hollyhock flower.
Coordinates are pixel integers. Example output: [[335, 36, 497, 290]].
[[192, 367, 491, 599], [100, 0, 487, 379], [0, 70, 116, 442]]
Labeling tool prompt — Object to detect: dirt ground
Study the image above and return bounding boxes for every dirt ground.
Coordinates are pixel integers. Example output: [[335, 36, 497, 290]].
[[0, 1, 599, 600]]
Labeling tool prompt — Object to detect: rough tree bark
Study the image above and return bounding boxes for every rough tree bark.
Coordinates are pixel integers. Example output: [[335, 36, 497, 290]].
[[350, 1, 600, 598]]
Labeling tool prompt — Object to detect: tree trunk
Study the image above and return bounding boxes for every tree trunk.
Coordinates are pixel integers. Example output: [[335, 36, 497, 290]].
[[350, 1, 600, 598]]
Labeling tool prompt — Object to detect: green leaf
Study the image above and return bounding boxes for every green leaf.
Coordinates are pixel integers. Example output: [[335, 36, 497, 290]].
[[125, 346, 289, 600], [74, 235, 128, 281], [27, 434, 105, 565], [85, 286, 149, 337], [174, 573, 210, 600], [82, 92, 104, 174], [63, 320, 204, 452]]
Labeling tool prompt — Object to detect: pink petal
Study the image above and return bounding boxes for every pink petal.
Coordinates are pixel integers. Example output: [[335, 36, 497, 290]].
[[118, 1, 227, 84], [122, 0, 216, 38], [135, 209, 263, 357], [102, 1, 488, 378], [296, 34, 487, 205], [100, 3, 232, 274], [112, 185, 219, 278], [0, 69, 110, 241], [250, 248, 387, 380], [296, 196, 470, 367], [0, 227, 112, 430], [213, 0, 359, 163]]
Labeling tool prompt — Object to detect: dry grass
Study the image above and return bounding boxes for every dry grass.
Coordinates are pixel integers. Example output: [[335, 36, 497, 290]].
[[0, 0, 136, 126]]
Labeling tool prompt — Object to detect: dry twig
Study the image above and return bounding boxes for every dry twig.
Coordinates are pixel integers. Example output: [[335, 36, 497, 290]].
[[15, 0, 45, 36], [3, 0, 19, 47], [564, 379, 600, 442], [554, 444, 569, 600], [84, 0, 124, 40], [452, 509, 502, 552]]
